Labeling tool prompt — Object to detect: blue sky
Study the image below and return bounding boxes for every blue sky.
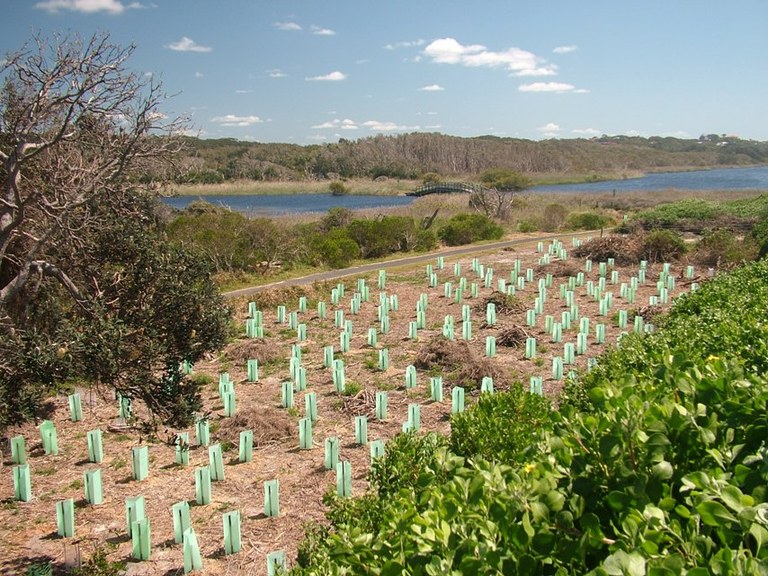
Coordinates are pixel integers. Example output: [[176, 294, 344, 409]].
[[3, 0, 767, 143]]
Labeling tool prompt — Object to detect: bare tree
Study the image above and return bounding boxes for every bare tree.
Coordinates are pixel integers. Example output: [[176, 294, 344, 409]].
[[0, 32, 184, 315]]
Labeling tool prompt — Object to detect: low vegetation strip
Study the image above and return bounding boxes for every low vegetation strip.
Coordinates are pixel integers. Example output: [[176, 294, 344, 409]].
[[292, 259, 768, 574]]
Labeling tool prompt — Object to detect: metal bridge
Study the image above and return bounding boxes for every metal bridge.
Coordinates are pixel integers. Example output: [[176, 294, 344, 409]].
[[406, 181, 493, 197]]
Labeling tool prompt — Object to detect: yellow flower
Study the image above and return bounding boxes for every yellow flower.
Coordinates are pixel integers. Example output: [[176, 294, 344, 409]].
[[523, 463, 535, 474]]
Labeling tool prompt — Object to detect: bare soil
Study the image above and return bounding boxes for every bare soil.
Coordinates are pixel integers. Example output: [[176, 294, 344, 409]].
[[0, 236, 702, 575]]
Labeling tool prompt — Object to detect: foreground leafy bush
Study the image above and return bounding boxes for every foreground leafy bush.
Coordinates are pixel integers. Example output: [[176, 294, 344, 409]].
[[450, 385, 552, 464], [438, 213, 504, 246]]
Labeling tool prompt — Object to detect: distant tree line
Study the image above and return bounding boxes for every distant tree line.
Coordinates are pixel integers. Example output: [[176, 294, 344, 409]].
[[160, 133, 768, 184]]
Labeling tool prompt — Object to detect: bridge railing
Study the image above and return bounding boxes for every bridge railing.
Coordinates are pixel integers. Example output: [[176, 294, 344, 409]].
[[408, 181, 493, 196]]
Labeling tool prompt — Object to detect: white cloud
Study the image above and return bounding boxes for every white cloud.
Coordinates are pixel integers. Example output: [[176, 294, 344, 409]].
[[210, 114, 263, 127], [34, 0, 143, 13], [519, 82, 577, 93], [538, 122, 561, 133], [362, 120, 420, 132], [306, 71, 347, 81], [268, 69, 287, 78], [423, 38, 557, 76], [166, 37, 212, 53], [384, 39, 426, 50], [553, 45, 578, 54], [311, 25, 336, 36], [572, 127, 601, 136], [419, 84, 444, 92], [194, 72, 204, 78], [274, 21, 302, 31], [312, 118, 358, 130]]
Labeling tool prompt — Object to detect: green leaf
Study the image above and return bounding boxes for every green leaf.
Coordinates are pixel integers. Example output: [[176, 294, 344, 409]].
[[607, 490, 631, 512], [697, 500, 738, 527], [602, 550, 646, 576], [749, 523, 768, 555], [651, 461, 674, 480]]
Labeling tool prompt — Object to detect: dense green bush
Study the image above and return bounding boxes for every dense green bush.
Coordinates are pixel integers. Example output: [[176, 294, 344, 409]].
[[309, 229, 360, 268], [565, 211, 614, 230], [636, 198, 719, 226], [450, 385, 552, 464], [641, 228, 687, 262], [329, 180, 349, 196], [438, 213, 504, 246], [694, 228, 757, 266]]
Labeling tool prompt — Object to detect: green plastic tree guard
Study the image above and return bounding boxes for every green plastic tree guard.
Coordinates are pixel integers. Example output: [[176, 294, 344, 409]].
[[324, 437, 339, 470], [378, 349, 389, 371], [183, 528, 203, 573], [176, 432, 190, 466], [485, 336, 496, 357], [39, 420, 58, 456], [132, 446, 149, 481], [375, 391, 387, 421], [430, 377, 443, 402], [126, 495, 146, 537], [451, 387, 465, 414], [195, 467, 212, 505], [118, 394, 132, 419], [209, 444, 225, 481], [223, 510, 241, 555], [131, 517, 151, 560], [408, 404, 421, 431], [68, 393, 83, 422], [247, 359, 259, 382], [238, 430, 253, 463], [10, 435, 26, 465], [299, 418, 313, 450], [304, 392, 318, 423], [336, 460, 352, 497], [405, 365, 417, 389], [267, 551, 287, 576], [354, 415, 368, 446], [264, 479, 279, 517], [530, 376, 544, 395], [299, 296, 307, 313], [481, 376, 494, 394], [56, 498, 75, 537], [172, 501, 191, 544], [86, 429, 103, 464], [525, 337, 536, 359], [281, 381, 294, 408], [13, 464, 32, 502], [223, 389, 236, 417], [370, 440, 385, 462], [196, 419, 210, 447], [552, 357, 564, 380], [323, 345, 334, 368], [84, 468, 103, 505]]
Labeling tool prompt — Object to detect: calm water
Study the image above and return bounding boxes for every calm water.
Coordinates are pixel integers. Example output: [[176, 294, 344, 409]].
[[163, 193, 415, 215], [532, 165, 768, 193], [164, 166, 768, 215]]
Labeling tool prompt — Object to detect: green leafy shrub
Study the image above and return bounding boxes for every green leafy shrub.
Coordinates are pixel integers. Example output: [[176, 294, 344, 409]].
[[565, 211, 614, 230], [329, 180, 349, 196], [450, 385, 552, 464], [636, 198, 719, 226], [517, 219, 540, 233], [641, 228, 686, 262], [694, 228, 757, 266], [310, 228, 360, 268], [542, 203, 568, 232], [438, 213, 504, 246]]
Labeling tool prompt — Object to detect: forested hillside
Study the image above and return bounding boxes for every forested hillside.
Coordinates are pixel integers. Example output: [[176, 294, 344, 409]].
[[169, 133, 768, 184]]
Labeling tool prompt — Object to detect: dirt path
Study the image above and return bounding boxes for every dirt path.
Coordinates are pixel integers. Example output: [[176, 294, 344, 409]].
[[223, 231, 599, 298]]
